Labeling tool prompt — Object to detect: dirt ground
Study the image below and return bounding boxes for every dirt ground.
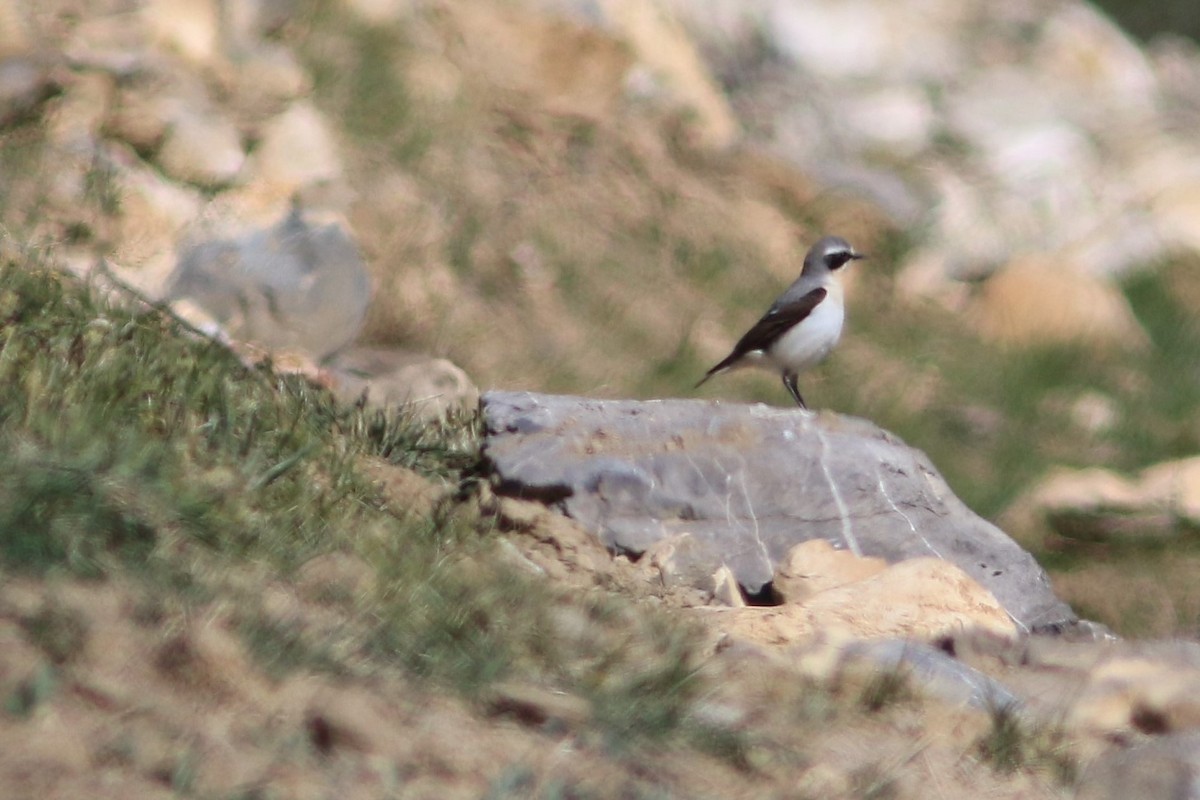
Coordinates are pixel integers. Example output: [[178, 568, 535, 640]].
[[0, 469, 1078, 800]]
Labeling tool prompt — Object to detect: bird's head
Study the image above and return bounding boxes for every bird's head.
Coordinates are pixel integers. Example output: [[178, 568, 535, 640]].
[[805, 236, 867, 275]]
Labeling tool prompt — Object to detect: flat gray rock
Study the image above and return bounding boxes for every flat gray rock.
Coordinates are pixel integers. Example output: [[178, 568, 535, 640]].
[[482, 392, 1075, 633]]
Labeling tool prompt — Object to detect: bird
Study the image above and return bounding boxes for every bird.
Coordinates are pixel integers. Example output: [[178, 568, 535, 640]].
[[696, 235, 866, 409]]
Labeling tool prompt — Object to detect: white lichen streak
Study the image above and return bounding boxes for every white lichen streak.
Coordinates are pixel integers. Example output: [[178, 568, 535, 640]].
[[734, 460, 772, 569], [871, 443, 944, 559], [815, 426, 862, 557]]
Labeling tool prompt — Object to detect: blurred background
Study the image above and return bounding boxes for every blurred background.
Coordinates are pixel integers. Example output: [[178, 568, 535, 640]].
[[1, 0, 1198, 637]]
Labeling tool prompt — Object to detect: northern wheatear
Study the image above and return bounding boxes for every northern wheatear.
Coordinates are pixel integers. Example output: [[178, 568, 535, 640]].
[[696, 235, 865, 409]]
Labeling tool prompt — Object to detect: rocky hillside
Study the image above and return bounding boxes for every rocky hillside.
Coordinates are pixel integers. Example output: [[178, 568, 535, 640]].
[[2, 0, 1200, 797]]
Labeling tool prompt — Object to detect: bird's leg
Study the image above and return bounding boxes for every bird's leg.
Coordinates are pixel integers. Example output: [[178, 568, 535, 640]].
[[782, 372, 807, 409]]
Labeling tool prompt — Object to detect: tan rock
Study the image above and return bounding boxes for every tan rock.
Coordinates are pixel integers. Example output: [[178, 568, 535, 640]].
[[717, 558, 1017, 647], [106, 72, 195, 152], [1150, 181, 1200, 253], [142, 0, 220, 64], [341, 0, 412, 25], [1013, 456, 1200, 541], [250, 101, 343, 194], [973, 255, 1149, 350], [487, 494, 611, 577], [224, 45, 312, 110], [1069, 656, 1200, 738], [1140, 456, 1200, 527], [63, 14, 148, 74], [46, 72, 114, 146], [109, 148, 205, 290], [157, 110, 246, 188], [774, 539, 888, 604], [711, 564, 745, 607], [1068, 390, 1121, 435], [326, 348, 479, 422], [1028, 467, 1145, 514], [797, 558, 1017, 641], [841, 85, 935, 156]]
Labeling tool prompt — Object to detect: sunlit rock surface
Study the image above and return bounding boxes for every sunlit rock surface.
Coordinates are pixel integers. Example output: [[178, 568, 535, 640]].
[[482, 391, 1076, 633]]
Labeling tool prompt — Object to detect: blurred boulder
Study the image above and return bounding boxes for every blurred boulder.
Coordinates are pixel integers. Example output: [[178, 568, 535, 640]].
[[45, 71, 112, 147], [326, 347, 479, 422], [167, 206, 371, 359], [248, 101, 343, 195], [106, 72, 178, 152], [1008, 457, 1200, 543], [142, 0, 221, 65], [156, 108, 246, 188], [108, 144, 206, 292], [221, 44, 311, 111], [972, 255, 1150, 350], [1068, 649, 1200, 739]]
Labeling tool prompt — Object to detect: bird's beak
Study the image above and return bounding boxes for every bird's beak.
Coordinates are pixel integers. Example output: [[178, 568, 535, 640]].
[[851, 252, 868, 261]]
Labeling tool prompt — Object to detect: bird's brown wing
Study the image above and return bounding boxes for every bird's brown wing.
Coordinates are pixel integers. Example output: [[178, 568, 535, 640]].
[[698, 287, 827, 383]]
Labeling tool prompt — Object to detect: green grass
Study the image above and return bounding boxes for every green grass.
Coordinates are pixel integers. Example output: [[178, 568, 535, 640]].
[[857, 666, 914, 714], [298, 0, 444, 168], [975, 704, 1077, 785], [0, 256, 729, 754], [19, 601, 90, 665], [2, 663, 57, 719], [0, 259, 403, 577], [236, 613, 350, 681]]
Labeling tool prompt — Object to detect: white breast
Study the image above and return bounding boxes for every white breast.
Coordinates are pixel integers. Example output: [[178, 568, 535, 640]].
[[766, 282, 844, 373]]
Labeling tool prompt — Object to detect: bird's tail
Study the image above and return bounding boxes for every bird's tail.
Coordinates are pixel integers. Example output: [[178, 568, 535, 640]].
[[695, 353, 741, 388]]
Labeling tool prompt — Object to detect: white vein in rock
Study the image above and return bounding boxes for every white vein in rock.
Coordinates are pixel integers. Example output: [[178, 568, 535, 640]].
[[816, 427, 861, 557], [871, 444, 943, 559], [735, 461, 772, 570]]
